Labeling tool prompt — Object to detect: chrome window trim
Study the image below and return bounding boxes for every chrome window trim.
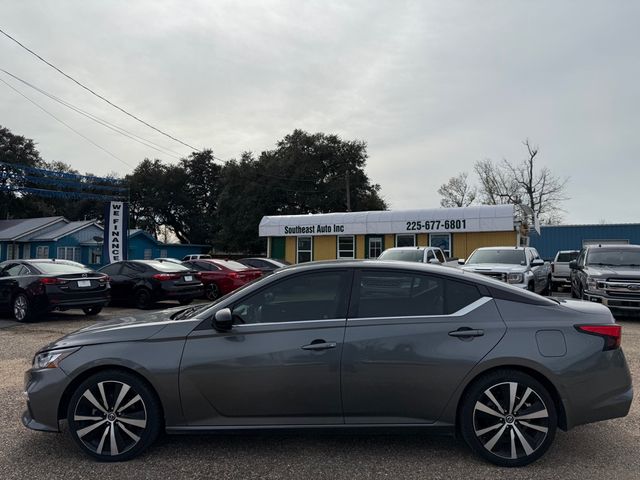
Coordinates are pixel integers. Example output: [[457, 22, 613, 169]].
[[234, 318, 346, 329], [347, 296, 493, 322]]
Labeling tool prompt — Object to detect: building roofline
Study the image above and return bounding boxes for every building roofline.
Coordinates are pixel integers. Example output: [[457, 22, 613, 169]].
[[2, 216, 67, 241]]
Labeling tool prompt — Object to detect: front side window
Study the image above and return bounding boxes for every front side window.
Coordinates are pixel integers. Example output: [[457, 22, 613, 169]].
[[368, 237, 383, 259], [297, 236, 313, 263], [353, 271, 482, 318], [337, 236, 355, 259], [396, 234, 415, 247], [231, 271, 350, 324]]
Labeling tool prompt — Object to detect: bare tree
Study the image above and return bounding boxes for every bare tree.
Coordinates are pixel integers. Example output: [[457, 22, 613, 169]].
[[474, 140, 568, 223], [438, 173, 477, 207]]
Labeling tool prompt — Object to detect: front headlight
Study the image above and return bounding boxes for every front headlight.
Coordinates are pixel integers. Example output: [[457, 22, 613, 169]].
[[507, 273, 524, 284], [32, 347, 79, 370], [587, 277, 601, 290]]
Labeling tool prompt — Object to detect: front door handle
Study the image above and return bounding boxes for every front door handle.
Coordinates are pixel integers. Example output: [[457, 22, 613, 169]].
[[448, 328, 484, 338], [301, 340, 337, 351]]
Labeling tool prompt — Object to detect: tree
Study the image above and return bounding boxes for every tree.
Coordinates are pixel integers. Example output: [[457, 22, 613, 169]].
[[474, 140, 568, 223], [438, 173, 477, 207]]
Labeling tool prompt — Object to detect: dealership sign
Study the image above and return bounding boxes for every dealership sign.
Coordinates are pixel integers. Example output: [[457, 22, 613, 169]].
[[259, 205, 516, 237], [102, 201, 129, 263]]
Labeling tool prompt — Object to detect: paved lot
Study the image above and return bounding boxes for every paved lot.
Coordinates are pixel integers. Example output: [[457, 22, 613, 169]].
[[0, 297, 638, 480]]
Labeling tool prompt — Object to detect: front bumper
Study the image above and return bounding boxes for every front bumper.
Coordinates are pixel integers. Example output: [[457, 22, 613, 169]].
[[22, 366, 70, 433], [551, 275, 571, 284], [584, 291, 640, 311]]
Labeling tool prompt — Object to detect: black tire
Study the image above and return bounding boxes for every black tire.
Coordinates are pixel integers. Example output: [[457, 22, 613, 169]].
[[178, 298, 193, 306], [460, 369, 557, 467], [12, 292, 34, 322], [550, 282, 558, 293], [66, 370, 162, 462], [205, 283, 220, 301], [541, 277, 551, 296], [570, 282, 578, 298], [527, 282, 535, 293], [83, 306, 103, 316], [134, 288, 152, 310]]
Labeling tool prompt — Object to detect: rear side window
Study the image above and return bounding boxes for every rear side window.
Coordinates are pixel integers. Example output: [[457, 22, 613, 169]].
[[99, 263, 122, 275], [556, 252, 579, 262], [352, 271, 482, 318]]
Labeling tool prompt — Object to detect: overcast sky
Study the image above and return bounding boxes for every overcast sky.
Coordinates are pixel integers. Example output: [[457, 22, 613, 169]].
[[1, 0, 638, 223]]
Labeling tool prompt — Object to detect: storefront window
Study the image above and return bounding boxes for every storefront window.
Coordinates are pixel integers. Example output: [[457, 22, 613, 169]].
[[368, 237, 383, 258], [395, 234, 416, 247], [297, 236, 313, 263], [337, 236, 355, 258], [57, 247, 81, 262], [430, 233, 451, 257], [36, 246, 49, 258]]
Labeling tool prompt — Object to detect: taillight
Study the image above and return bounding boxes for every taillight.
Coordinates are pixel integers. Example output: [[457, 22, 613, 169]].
[[576, 324, 622, 351], [551, 263, 555, 273], [228, 272, 239, 279], [99, 275, 110, 283], [152, 273, 181, 281], [40, 277, 66, 285]]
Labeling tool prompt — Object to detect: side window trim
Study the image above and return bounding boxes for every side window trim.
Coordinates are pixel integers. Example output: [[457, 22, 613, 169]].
[[348, 296, 492, 321]]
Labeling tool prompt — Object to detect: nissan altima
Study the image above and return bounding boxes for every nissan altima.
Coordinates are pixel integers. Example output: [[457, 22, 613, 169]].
[[23, 260, 633, 467]]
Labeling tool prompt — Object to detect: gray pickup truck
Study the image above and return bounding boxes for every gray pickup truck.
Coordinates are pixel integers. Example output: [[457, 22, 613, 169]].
[[570, 244, 640, 313], [459, 246, 552, 295]]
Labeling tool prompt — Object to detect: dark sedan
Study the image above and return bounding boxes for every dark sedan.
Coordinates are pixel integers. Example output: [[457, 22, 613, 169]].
[[183, 259, 262, 300], [99, 260, 203, 309], [23, 261, 632, 466], [0, 260, 110, 321], [238, 257, 289, 275]]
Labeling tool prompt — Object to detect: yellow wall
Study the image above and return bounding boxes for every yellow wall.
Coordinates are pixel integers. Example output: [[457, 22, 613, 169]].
[[417, 233, 428, 246], [314, 236, 337, 261], [356, 235, 366, 259], [384, 234, 395, 250], [285, 236, 297, 264], [453, 231, 517, 259]]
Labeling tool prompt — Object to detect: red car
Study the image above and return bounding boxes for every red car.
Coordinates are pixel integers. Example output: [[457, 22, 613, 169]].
[[182, 259, 262, 300]]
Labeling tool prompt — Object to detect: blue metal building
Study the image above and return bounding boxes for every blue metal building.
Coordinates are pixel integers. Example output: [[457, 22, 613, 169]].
[[529, 224, 640, 260]]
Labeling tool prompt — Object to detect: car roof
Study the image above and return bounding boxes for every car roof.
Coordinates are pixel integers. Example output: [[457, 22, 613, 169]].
[[585, 244, 640, 251], [382, 246, 431, 251], [475, 246, 527, 251]]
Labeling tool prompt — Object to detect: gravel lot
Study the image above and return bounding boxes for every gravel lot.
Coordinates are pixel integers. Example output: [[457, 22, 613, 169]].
[[0, 297, 638, 480]]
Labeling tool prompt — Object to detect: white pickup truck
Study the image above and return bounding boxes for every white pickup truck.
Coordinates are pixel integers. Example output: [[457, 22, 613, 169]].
[[458, 246, 552, 295], [377, 246, 448, 265], [551, 250, 579, 291]]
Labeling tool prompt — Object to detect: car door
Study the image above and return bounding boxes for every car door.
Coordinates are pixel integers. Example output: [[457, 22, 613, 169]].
[[341, 269, 506, 424], [0, 263, 23, 309], [100, 263, 126, 298], [179, 269, 353, 426]]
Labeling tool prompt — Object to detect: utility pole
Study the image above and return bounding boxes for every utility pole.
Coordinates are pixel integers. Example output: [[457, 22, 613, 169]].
[[345, 167, 351, 212]]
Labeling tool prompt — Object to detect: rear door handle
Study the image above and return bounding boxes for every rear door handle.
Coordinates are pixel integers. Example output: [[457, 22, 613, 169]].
[[301, 341, 337, 351], [448, 328, 484, 338]]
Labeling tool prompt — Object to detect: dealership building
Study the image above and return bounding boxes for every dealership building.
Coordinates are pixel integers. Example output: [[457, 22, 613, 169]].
[[259, 205, 521, 263]]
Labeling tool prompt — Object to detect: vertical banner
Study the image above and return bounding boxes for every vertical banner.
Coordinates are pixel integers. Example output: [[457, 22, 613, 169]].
[[103, 201, 129, 263]]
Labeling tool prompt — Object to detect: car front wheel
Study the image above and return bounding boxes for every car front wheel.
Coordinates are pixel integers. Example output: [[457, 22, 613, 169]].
[[460, 370, 557, 467], [67, 370, 161, 461], [12, 293, 33, 322]]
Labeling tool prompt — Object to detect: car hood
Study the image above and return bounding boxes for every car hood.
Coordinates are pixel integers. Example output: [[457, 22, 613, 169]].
[[462, 263, 526, 273], [584, 266, 640, 277], [39, 307, 185, 352]]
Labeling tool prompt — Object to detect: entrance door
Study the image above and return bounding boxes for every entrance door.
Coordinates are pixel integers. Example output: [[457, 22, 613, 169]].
[[271, 237, 286, 260]]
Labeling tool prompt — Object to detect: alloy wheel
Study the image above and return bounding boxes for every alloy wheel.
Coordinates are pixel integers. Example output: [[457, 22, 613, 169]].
[[13, 294, 28, 322], [206, 283, 220, 301], [72, 380, 148, 457], [472, 381, 549, 460]]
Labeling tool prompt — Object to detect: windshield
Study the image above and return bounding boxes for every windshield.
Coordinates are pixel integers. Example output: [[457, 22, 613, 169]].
[[587, 249, 640, 266], [466, 249, 526, 265], [378, 249, 424, 262], [32, 262, 93, 274]]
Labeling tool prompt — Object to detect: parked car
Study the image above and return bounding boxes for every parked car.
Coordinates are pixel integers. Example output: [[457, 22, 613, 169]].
[[237, 257, 288, 275], [182, 254, 212, 261], [23, 260, 632, 466], [378, 246, 447, 264], [570, 244, 640, 313], [153, 258, 183, 265], [0, 259, 109, 321], [183, 259, 262, 300], [98, 260, 203, 309], [551, 250, 579, 291], [459, 246, 552, 295]]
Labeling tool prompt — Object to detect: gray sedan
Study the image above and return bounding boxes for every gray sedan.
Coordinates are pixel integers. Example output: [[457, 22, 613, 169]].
[[23, 260, 633, 467]]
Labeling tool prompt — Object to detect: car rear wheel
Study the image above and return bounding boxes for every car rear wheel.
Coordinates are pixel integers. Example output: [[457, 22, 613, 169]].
[[83, 306, 103, 316], [205, 283, 220, 301], [460, 370, 557, 467], [12, 293, 33, 322], [67, 370, 161, 462], [134, 289, 152, 310]]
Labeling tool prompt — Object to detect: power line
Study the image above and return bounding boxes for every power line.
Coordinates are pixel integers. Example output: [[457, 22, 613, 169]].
[[0, 68, 182, 160], [0, 76, 133, 168], [0, 27, 200, 152]]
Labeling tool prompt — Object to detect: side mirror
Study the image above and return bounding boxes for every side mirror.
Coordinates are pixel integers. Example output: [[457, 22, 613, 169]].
[[569, 260, 578, 270], [213, 307, 233, 331], [531, 259, 545, 267], [458, 259, 466, 265], [428, 258, 440, 265]]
